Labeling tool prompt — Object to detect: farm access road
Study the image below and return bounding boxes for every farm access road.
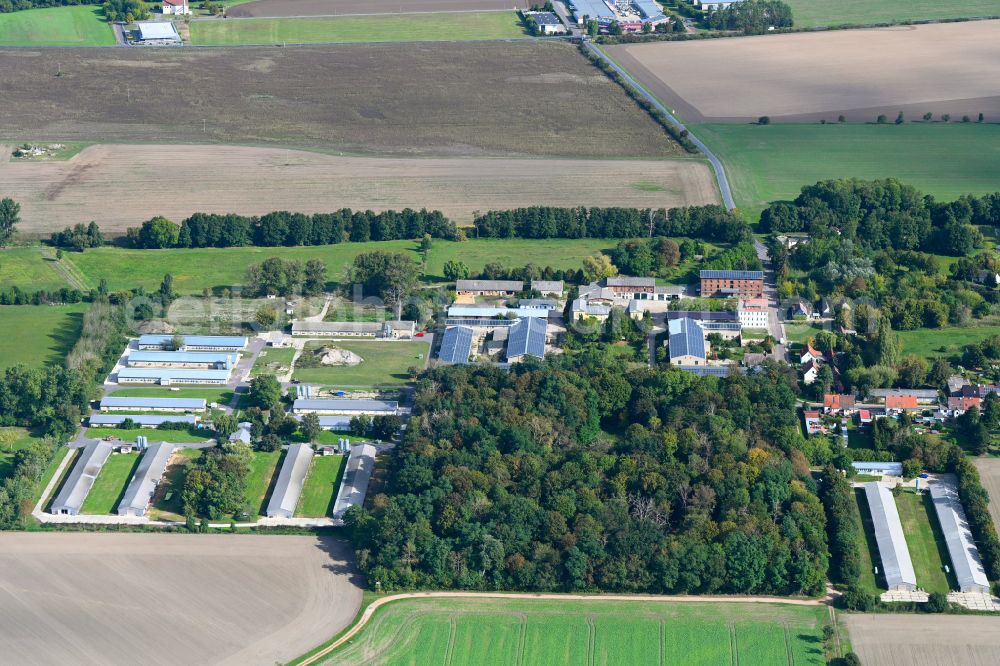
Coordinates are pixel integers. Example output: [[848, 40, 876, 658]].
[[298, 589, 829, 665]]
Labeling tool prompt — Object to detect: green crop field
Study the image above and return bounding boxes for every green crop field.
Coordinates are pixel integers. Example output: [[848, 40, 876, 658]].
[[251, 347, 297, 377], [246, 449, 281, 516], [0, 6, 115, 46], [80, 452, 140, 515], [293, 340, 429, 386], [0, 247, 69, 291], [0, 304, 87, 370], [59, 238, 617, 293], [189, 12, 527, 46], [297, 454, 346, 518], [897, 325, 1000, 359], [109, 387, 235, 406], [692, 124, 1000, 222], [315, 597, 831, 665], [895, 489, 955, 594], [85, 426, 213, 444], [785, 0, 1000, 28]]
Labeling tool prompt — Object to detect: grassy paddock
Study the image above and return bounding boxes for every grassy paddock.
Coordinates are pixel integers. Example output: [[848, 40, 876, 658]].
[[109, 387, 235, 406], [895, 489, 955, 594], [80, 452, 140, 515], [692, 124, 1000, 222], [251, 347, 297, 377], [297, 454, 346, 518], [897, 325, 1000, 358], [314, 597, 830, 665], [785, 0, 1000, 27], [85, 427, 213, 444], [293, 340, 429, 386], [852, 488, 886, 592], [0, 6, 114, 46], [189, 11, 527, 45], [149, 447, 201, 520], [60, 238, 618, 293], [0, 304, 87, 370], [0, 247, 69, 291], [246, 449, 282, 517]]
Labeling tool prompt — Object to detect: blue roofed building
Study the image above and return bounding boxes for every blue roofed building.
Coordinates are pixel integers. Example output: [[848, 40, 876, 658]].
[[668, 317, 707, 365], [137, 334, 248, 351], [506, 317, 547, 363], [100, 396, 207, 412], [88, 414, 199, 428], [126, 350, 238, 369], [116, 368, 232, 385], [439, 326, 475, 365]]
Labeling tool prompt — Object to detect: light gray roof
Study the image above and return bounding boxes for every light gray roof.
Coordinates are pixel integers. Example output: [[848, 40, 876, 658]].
[[852, 462, 904, 475], [531, 280, 564, 293], [870, 389, 940, 399], [266, 444, 314, 518], [50, 441, 114, 515], [863, 482, 918, 591], [930, 480, 991, 593], [293, 399, 398, 413], [518, 299, 559, 309], [455, 279, 523, 292], [88, 414, 198, 427], [117, 442, 174, 516], [117, 368, 231, 382], [333, 443, 377, 518], [291, 321, 381, 334], [136, 21, 179, 41], [126, 351, 237, 366], [447, 306, 549, 319], [606, 276, 656, 288], [101, 396, 206, 410], [138, 334, 247, 349]]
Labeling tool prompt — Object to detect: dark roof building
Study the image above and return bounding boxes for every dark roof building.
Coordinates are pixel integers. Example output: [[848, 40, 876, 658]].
[[439, 326, 474, 365], [506, 317, 547, 362], [668, 317, 706, 363]]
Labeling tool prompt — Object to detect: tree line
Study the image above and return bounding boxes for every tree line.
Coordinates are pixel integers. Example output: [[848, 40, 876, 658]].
[[112, 208, 456, 250], [472, 205, 751, 243], [704, 0, 793, 34], [345, 357, 829, 595]]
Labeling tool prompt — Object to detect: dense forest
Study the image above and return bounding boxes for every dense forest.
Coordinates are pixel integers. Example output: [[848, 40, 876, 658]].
[[346, 356, 829, 595]]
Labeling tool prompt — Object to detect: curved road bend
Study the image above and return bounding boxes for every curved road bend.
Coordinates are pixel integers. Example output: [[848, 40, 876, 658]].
[[583, 42, 736, 211], [299, 590, 827, 665]]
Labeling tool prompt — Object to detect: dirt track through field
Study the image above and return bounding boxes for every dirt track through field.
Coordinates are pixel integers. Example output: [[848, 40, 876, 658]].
[[845, 614, 1000, 666], [608, 21, 1000, 122], [0, 42, 679, 159], [0, 144, 719, 235], [0, 533, 362, 666], [229, 0, 521, 17], [974, 458, 1000, 531]]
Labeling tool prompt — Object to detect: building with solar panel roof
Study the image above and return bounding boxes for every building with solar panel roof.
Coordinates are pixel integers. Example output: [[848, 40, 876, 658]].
[[506, 317, 547, 363], [439, 326, 475, 365], [667, 317, 707, 365]]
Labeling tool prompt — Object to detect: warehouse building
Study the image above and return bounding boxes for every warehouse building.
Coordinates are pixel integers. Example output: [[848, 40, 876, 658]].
[[506, 317, 547, 363], [132, 21, 182, 45], [438, 326, 475, 365], [668, 317, 707, 365], [446, 306, 549, 320], [455, 279, 523, 297], [100, 396, 207, 412], [531, 280, 564, 297], [265, 444, 315, 519], [126, 350, 238, 369], [117, 368, 231, 385], [930, 481, 991, 593], [117, 442, 174, 517], [292, 398, 398, 416], [50, 441, 114, 515], [863, 482, 918, 591], [88, 414, 199, 428], [291, 321, 380, 337], [333, 442, 377, 518], [137, 334, 247, 352], [700, 270, 765, 298]]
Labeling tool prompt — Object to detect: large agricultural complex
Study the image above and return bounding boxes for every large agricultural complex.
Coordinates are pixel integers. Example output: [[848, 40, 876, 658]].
[[3, 0, 1000, 663]]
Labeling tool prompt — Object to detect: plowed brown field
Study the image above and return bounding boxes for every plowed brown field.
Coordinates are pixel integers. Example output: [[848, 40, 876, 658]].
[[845, 614, 1000, 666], [1, 144, 719, 235]]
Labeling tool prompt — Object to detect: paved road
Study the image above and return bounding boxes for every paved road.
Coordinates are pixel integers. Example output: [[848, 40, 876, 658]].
[[753, 238, 787, 361], [583, 41, 736, 211]]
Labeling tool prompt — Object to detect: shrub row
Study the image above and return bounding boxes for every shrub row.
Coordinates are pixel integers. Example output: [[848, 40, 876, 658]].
[[819, 465, 862, 586], [954, 458, 1000, 580]]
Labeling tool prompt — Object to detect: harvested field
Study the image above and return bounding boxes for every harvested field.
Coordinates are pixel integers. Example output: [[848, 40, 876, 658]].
[[0, 42, 680, 158], [845, 614, 1000, 666], [607, 22, 1000, 122], [1, 144, 717, 236], [973, 457, 1000, 531], [0, 533, 362, 666], [229, 0, 521, 18]]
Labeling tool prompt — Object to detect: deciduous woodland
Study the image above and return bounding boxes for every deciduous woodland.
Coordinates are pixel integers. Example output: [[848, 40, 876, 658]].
[[346, 357, 830, 595]]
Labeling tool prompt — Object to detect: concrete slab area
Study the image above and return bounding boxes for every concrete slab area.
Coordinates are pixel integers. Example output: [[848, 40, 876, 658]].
[[0, 533, 362, 666]]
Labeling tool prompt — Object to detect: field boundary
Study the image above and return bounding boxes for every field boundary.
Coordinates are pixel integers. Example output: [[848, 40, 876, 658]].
[[296, 590, 826, 665]]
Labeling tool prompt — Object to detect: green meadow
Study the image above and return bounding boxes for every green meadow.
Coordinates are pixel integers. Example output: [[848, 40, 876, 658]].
[[0, 6, 114, 47], [0, 304, 87, 369]]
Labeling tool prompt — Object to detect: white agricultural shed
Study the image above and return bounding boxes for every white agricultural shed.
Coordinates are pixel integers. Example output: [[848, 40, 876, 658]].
[[137, 334, 247, 351], [852, 462, 904, 477], [117, 442, 174, 517], [333, 442, 377, 518], [117, 368, 231, 385], [863, 482, 918, 591], [294, 415, 354, 431], [266, 444, 314, 519], [126, 350, 238, 369], [930, 481, 991, 593], [292, 399, 398, 416], [50, 441, 114, 515], [88, 414, 198, 428], [100, 396, 206, 412]]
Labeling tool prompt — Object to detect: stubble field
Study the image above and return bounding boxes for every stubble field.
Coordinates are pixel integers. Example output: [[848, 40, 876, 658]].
[[0, 42, 680, 158], [0, 533, 362, 666], [845, 614, 1000, 666], [228, 0, 521, 17], [973, 457, 1000, 531], [606, 22, 1000, 122], [1, 143, 718, 235]]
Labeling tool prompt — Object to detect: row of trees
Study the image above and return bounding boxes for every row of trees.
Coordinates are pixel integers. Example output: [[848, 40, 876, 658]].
[[49, 222, 104, 251], [124, 208, 456, 250], [345, 358, 830, 595], [472, 205, 751, 244], [244, 257, 327, 297], [704, 0, 793, 34], [0, 0, 98, 13]]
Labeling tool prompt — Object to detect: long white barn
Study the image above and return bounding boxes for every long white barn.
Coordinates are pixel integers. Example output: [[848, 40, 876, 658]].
[[863, 482, 918, 591]]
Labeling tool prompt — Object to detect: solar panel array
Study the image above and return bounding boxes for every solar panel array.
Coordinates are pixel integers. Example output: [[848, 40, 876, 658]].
[[699, 270, 765, 280], [439, 326, 474, 365], [507, 318, 547, 361], [668, 317, 706, 360]]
